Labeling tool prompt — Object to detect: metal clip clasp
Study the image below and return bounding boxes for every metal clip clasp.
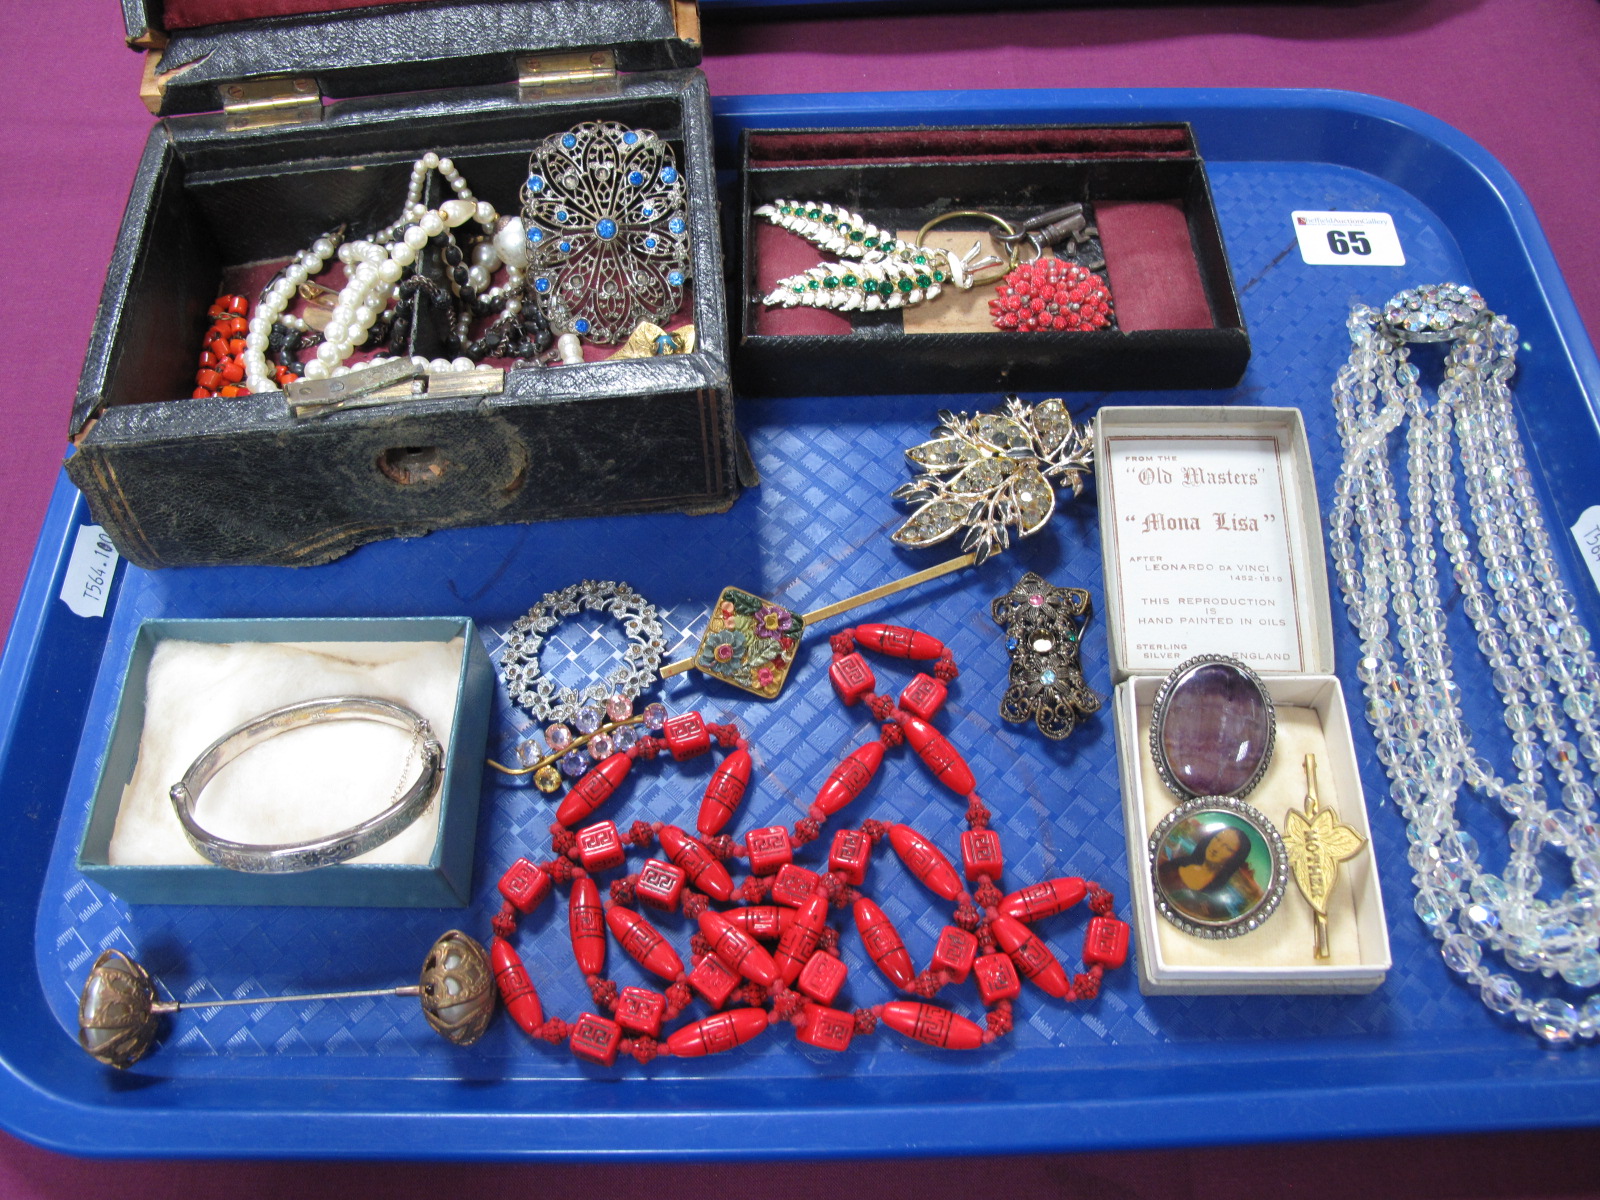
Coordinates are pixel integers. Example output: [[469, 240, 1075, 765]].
[[288, 362, 507, 419], [286, 360, 425, 418]]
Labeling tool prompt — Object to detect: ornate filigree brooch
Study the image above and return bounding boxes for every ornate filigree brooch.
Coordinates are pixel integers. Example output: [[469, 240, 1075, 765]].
[[522, 122, 690, 344], [891, 395, 1093, 565], [991, 573, 1102, 740]]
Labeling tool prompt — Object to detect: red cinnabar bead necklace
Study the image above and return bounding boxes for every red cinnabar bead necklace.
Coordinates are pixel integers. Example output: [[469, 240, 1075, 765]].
[[486, 622, 1130, 1066]]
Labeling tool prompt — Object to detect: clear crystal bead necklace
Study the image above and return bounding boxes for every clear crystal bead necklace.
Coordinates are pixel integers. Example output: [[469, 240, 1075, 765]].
[[1330, 283, 1600, 1043]]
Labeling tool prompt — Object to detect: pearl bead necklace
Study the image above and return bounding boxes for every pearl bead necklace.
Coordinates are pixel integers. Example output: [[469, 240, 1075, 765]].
[[243, 233, 341, 392], [244, 153, 516, 393], [1330, 284, 1600, 1044]]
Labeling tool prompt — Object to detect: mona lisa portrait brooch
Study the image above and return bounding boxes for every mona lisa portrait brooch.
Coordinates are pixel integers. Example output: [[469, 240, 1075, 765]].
[[1149, 796, 1288, 939]]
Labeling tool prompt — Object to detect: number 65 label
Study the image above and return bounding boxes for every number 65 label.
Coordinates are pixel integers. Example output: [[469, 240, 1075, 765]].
[[1291, 211, 1406, 267]]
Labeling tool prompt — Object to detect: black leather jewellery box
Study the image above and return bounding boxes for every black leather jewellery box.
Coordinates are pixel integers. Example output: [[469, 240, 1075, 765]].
[[68, 0, 737, 569], [737, 123, 1249, 397]]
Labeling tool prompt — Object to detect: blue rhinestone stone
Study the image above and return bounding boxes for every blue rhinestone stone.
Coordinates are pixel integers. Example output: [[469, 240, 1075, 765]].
[[1040, 670, 1057, 686], [526, 174, 544, 193], [668, 270, 683, 286], [668, 217, 686, 235], [628, 171, 645, 187], [561, 133, 577, 149], [534, 277, 550, 293], [574, 318, 590, 333], [596, 218, 618, 240], [660, 167, 678, 184], [644, 236, 657, 249], [623, 131, 638, 145], [527, 228, 544, 243]]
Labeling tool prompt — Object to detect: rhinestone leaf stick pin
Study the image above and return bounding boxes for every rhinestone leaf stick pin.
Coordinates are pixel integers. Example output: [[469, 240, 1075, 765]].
[[892, 395, 1093, 565]]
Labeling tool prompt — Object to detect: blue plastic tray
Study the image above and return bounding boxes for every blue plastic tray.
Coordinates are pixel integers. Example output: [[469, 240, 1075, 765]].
[[5, 89, 1600, 1159]]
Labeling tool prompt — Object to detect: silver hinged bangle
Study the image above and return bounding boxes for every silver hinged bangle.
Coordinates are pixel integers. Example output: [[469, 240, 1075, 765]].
[[168, 697, 444, 874]]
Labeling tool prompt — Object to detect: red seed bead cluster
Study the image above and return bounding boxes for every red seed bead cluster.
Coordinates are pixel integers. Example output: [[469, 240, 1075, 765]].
[[486, 622, 1129, 1067], [988, 259, 1113, 332], [192, 294, 283, 398]]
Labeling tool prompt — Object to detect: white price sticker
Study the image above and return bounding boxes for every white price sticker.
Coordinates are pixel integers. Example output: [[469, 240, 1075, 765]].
[[1572, 506, 1600, 599], [1291, 211, 1405, 267], [60, 525, 119, 618]]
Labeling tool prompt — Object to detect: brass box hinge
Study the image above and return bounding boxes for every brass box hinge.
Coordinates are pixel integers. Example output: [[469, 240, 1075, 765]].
[[672, 0, 701, 48], [517, 49, 619, 101], [220, 76, 322, 131]]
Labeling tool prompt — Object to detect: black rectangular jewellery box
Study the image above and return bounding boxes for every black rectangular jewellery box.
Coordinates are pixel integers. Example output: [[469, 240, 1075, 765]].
[[736, 123, 1249, 397], [68, 0, 738, 569]]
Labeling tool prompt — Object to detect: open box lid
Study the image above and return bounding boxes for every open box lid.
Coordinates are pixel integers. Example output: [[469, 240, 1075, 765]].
[[122, 0, 703, 119], [1094, 405, 1336, 682]]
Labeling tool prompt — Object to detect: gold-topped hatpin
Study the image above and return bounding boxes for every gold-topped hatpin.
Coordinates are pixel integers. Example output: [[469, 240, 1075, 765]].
[[1282, 753, 1366, 959]]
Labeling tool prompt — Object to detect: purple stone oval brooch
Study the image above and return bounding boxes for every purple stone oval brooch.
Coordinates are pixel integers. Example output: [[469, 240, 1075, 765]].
[[1148, 654, 1276, 801]]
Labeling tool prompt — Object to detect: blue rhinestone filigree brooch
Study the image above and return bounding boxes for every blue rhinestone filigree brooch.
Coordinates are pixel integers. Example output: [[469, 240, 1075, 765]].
[[522, 122, 691, 345]]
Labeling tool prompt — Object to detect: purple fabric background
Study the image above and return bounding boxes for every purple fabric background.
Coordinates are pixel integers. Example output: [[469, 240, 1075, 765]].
[[2, 0, 1599, 1190]]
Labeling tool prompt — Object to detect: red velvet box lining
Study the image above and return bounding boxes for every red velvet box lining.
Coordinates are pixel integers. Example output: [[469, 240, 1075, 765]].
[[746, 125, 1197, 168], [162, 0, 410, 32]]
